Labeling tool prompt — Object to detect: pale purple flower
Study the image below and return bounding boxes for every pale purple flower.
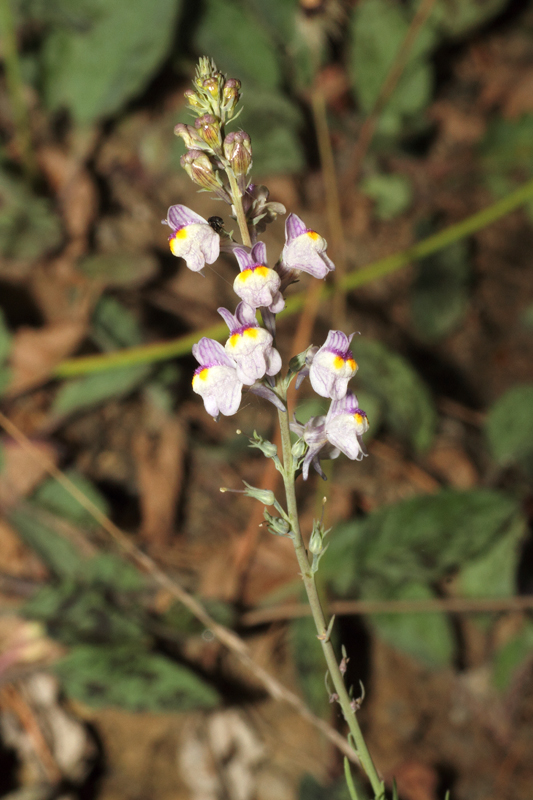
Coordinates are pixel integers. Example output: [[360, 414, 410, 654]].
[[309, 331, 358, 400], [218, 302, 282, 385], [192, 338, 242, 419], [164, 205, 220, 272], [290, 391, 368, 480], [325, 392, 369, 462], [233, 243, 285, 313], [281, 213, 335, 279]]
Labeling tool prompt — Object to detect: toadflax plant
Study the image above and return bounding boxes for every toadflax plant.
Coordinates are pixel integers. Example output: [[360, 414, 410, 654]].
[[164, 57, 383, 799]]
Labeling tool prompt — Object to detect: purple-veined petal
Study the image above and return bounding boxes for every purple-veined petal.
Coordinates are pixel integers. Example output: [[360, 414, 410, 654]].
[[192, 364, 243, 418], [218, 306, 237, 331], [248, 382, 286, 411], [251, 241, 267, 264], [234, 247, 255, 272], [234, 302, 257, 327], [193, 337, 236, 368], [285, 213, 308, 243], [167, 205, 208, 231]]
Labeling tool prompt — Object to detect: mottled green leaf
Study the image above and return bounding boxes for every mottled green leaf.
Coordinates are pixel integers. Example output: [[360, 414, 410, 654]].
[[42, 0, 182, 122], [458, 514, 524, 599], [354, 338, 436, 452], [91, 295, 144, 350], [411, 239, 471, 341], [55, 645, 220, 710], [235, 89, 304, 174], [485, 385, 533, 473], [324, 490, 520, 597]]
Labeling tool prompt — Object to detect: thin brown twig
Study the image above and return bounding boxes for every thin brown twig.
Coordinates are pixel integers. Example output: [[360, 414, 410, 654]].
[[344, 0, 437, 189], [0, 409, 361, 767], [241, 595, 533, 627]]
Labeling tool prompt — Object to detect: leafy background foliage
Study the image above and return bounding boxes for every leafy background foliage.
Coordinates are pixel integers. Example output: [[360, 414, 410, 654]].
[[1, 0, 533, 797]]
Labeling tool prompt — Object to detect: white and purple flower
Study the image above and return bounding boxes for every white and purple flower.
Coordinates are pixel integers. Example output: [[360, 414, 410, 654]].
[[233, 243, 285, 313], [192, 338, 242, 419], [281, 213, 335, 279], [291, 391, 368, 480], [309, 330, 358, 400], [164, 205, 220, 272], [218, 302, 282, 385]]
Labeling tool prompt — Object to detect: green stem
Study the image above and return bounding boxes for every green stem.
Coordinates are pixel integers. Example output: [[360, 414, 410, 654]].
[[53, 176, 533, 378], [0, 0, 36, 178], [226, 167, 252, 248], [277, 406, 383, 798]]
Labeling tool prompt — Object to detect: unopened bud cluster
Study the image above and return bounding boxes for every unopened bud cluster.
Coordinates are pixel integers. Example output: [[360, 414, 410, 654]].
[[175, 57, 250, 200]]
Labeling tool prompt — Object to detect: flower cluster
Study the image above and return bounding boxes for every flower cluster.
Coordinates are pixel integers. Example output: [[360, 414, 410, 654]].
[[162, 57, 368, 478]]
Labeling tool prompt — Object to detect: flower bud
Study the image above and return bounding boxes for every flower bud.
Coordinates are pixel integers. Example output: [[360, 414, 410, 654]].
[[224, 131, 252, 193], [249, 430, 278, 458], [263, 510, 291, 536], [222, 78, 241, 116], [184, 89, 202, 109], [174, 123, 203, 150], [180, 150, 231, 202], [309, 528, 324, 555], [291, 438, 307, 459], [194, 114, 223, 155], [243, 481, 276, 506]]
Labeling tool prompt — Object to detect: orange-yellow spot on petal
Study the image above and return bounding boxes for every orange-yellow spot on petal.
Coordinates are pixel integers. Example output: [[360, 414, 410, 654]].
[[236, 268, 253, 283], [307, 230, 319, 241], [333, 355, 345, 369], [255, 266, 269, 279], [243, 327, 258, 339], [192, 368, 209, 387], [347, 358, 357, 371], [354, 412, 366, 425], [229, 333, 240, 347]]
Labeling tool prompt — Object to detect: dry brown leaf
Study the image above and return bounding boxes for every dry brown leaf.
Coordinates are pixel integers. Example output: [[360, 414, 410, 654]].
[[503, 68, 533, 118], [133, 414, 185, 547], [0, 518, 47, 579], [425, 443, 478, 489], [0, 437, 58, 508], [387, 761, 438, 800], [7, 320, 87, 396], [430, 101, 486, 144]]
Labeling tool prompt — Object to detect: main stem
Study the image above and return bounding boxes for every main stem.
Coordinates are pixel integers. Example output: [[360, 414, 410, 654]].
[[277, 407, 383, 798]]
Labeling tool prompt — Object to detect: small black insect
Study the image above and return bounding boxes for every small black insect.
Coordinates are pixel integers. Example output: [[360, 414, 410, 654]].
[[207, 216, 225, 234]]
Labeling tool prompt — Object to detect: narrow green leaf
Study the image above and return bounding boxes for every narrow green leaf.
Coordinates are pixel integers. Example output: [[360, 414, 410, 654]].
[[10, 507, 84, 578], [53, 364, 150, 415], [31, 469, 109, 529]]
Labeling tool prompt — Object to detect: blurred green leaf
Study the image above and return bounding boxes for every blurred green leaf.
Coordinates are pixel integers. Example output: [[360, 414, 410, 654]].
[[85, 553, 146, 592], [429, 0, 508, 39], [485, 384, 533, 474], [355, 338, 436, 452], [290, 614, 331, 717], [78, 252, 158, 287], [368, 582, 454, 667], [91, 295, 144, 349], [235, 89, 304, 174], [54, 645, 220, 710], [0, 171, 62, 262], [480, 115, 533, 188], [42, 0, 182, 122], [53, 365, 151, 415], [349, 0, 435, 138], [53, 296, 151, 415], [324, 490, 520, 597], [194, 0, 281, 90], [299, 773, 367, 800], [492, 621, 533, 692], [361, 173, 413, 220], [458, 514, 524, 599], [411, 239, 470, 341], [31, 469, 109, 529], [10, 507, 84, 578], [0, 308, 12, 364], [520, 303, 533, 330]]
